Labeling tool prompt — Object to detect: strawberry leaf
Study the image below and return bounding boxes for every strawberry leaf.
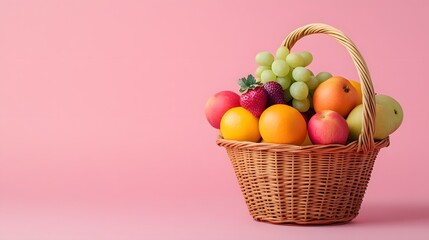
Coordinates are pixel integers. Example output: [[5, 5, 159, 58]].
[[238, 74, 261, 93], [237, 77, 249, 93], [247, 74, 256, 85]]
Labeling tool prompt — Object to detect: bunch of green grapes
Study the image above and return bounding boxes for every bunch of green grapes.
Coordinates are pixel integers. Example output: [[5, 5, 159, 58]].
[[255, 47, 332, 112]]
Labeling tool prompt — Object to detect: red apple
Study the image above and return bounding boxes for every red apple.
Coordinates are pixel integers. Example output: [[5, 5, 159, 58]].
[[205, 91, 240, 129], [308, 110, 349, 145]]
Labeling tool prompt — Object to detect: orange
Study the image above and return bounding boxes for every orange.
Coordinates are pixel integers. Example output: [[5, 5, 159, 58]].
[[312, 76, 359, 118], [259, 104, 307, 145], [349, 80, 362, 105], [220, 107, 261, 142]]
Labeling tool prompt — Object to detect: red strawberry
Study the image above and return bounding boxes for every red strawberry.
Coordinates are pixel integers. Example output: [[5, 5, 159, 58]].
[[263, 81, 286, 106], [238, 75, 267, 117]]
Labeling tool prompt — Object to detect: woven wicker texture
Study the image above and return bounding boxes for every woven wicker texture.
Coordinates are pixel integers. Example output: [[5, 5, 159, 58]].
[[217, 23, 390, 224]]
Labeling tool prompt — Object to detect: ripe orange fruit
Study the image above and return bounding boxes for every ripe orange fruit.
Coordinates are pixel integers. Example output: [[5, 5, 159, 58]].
[[349, 80, 362, 105], [312, 76, 359, 117], [259, 104, 307, 145], [220, 107, 261, 142]]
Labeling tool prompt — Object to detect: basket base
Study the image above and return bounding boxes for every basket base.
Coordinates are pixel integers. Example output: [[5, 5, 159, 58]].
[[251, 215, 356, 225], [247, 202, 362, 225]]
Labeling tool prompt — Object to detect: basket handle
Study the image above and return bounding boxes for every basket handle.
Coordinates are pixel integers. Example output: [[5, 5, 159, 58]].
[[282, 23, 376, 153]]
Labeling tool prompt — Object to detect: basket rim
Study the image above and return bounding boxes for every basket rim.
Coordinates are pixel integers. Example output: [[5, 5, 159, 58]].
[[216, 136, 389, 153]]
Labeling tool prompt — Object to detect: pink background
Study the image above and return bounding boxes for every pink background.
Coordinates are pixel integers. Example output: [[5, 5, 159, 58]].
[[1, 0, 428, 239]]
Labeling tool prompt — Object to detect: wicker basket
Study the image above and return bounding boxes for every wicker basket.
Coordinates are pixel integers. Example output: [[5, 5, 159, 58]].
[[216, 23, 390, 225]]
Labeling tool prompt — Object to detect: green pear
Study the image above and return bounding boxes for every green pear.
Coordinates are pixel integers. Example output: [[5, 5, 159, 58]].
[[346, 94, 403, 141], [375, 94, 404, 132], [346, 105, 363, 141]]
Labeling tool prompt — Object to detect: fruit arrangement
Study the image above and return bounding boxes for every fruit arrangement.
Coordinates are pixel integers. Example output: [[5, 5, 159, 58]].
[[205, 46, 403, 145], [207, 23, 400, 225]]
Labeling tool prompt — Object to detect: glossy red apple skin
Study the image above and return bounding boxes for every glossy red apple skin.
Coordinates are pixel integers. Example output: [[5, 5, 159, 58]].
[[308, 110, 349, 145], [205, 91, 240, 129]]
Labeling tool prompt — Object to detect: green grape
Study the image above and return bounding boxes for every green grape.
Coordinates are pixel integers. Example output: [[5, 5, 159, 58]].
[[255, 65, 271, 77], [292, 67, 312, 82], [306, 76, 319, 90], [299, 51, 313, 67], [289, 82, 309, 100], [286, 53, 304, 68], [276, 46, 290, 59], [255, 51, 274, 66], [261, 69, 276, 83], [276, 76, 292, 90], [287, 67, 294, 79], [271, 59, 290, 77], [292, 98, 311, 112], [283, 89, 293, 102], [316, 72, 333, 83]]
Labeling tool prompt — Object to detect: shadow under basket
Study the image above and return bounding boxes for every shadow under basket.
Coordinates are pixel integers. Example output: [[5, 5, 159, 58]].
[[216, 23, 392, 225]]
